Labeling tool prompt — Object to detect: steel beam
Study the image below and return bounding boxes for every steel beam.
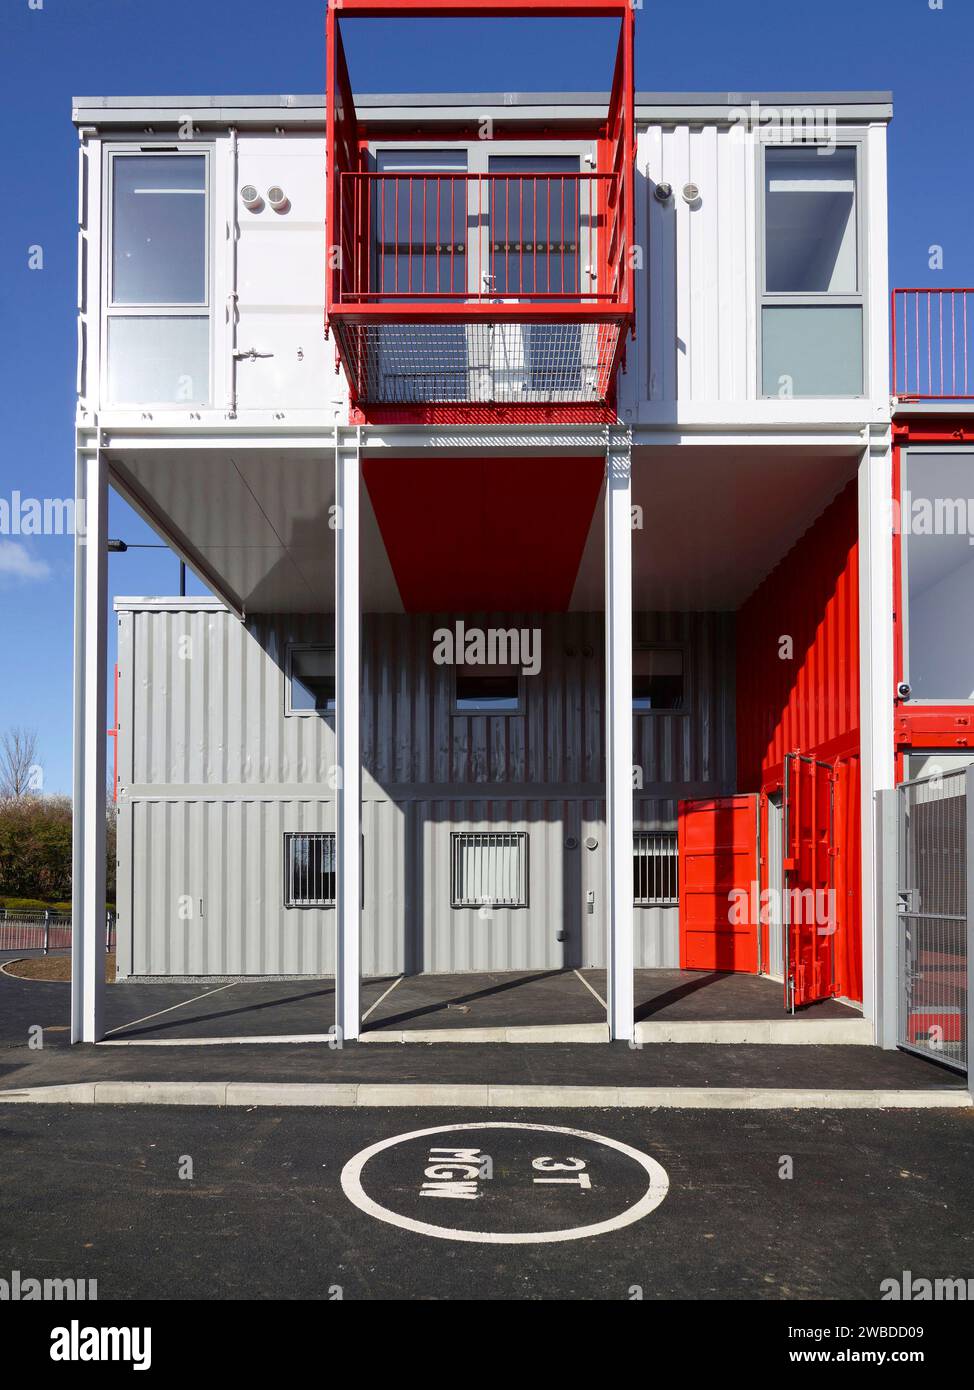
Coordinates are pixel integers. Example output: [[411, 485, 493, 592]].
[[335, 427, 362, 1042], [605, 426, 634, 1040], [858, 435, 896, 1041], [71, 447, 108, 1044]]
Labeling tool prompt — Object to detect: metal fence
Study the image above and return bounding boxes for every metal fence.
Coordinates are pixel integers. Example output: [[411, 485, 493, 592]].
[[0, 909, 116, 955], [892, 289, 974, 401], [897, 770, 969, 1072]]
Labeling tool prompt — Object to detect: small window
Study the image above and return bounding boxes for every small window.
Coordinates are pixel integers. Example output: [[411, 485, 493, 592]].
[[633, 648, 685, 711], [634, 832, 678, 906], [284, 832, 336, 908], [451, 831, 528, 908], [288, 646, 335, 714], [454, 669, 521, 713]]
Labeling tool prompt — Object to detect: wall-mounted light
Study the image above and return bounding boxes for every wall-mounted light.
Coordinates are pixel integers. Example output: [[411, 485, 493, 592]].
[[682, 182, 701, 205], [654, 181, 673, 204], [240, 185, 264, 212], [267, 186, 291, 214]]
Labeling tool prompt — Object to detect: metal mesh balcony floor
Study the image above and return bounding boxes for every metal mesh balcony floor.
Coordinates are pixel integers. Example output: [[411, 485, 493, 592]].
[[333, 319, 622, 406]]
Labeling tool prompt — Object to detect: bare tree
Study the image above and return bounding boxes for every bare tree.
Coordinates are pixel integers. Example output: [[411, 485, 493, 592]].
[[0, 727, 40, 799]]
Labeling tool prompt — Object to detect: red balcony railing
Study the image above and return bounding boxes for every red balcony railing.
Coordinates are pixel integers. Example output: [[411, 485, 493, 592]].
[[892, 289, 974, 401], [334, 172, 626, 306]]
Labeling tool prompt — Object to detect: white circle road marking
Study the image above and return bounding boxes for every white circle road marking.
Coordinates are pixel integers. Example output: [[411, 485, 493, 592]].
[[340, 1121, 670, 1245]]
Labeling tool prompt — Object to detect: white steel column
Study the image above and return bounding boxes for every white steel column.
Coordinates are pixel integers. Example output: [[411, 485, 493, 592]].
[[605, 427, 634, 1041], [71, 446, 108, 1043], [858, 433, 896, 1039], [335, 427, 362, 1042]]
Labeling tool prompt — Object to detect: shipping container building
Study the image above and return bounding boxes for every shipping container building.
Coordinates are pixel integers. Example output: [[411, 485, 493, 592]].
[[70, 1, 932, 1053]]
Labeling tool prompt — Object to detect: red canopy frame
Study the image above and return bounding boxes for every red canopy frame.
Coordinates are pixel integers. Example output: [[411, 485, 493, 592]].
[[325, 0, 636, 418]]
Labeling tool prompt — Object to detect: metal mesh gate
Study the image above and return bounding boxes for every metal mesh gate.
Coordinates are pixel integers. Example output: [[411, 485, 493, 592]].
[[897, 771, 969, 1071]]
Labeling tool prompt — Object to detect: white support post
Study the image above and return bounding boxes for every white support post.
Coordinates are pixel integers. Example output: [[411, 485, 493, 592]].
[[605, 427, 634, 1041], [858, 435, 896, 1039], [71, 447, 108, 1043], [335, 427, 362, 1042]]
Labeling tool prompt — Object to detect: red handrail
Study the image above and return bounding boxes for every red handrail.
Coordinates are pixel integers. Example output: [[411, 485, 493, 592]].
[[892, 289, 974, 401], [335, 171, 626, 307]]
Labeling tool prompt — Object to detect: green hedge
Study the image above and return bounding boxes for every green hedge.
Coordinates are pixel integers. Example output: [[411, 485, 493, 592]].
[[0, 897, 115, 915]]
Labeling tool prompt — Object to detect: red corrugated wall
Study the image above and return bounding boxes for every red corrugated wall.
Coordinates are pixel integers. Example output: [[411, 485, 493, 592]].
[[736, 480, 862, 1002]]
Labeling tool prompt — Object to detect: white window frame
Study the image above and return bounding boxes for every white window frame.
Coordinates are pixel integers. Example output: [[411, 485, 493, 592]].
[[757, 134, 868, 400], [102, 143, 213, 408], [450, 831, 529, 909], [285, 643, 336, 717], [284, 831, 336, 908], [368, 139, 598, 299]]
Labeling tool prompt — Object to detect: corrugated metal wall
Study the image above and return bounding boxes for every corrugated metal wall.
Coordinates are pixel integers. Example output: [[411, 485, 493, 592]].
[[736, 482, 860, 783], [643, 124, 756, 405], [735, 482, 862, 1002], [117, 607, 736, 977]]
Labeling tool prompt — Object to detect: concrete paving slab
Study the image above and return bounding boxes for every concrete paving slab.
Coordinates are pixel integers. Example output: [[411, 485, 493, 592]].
[[585, 968, 863, 1023], [362, 969, 606, 1034]]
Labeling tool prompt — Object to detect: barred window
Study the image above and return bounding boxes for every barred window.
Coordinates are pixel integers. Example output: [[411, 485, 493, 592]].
[[634, 832, 678, 906], [284, 832, 336, 907], [451, 831, 528, 908]]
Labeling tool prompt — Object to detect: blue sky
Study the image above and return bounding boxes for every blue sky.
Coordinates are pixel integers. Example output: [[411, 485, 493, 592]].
[[0, 0, 970, 794]]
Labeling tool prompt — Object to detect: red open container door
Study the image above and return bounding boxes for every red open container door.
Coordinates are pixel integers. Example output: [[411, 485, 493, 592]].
[[678, 796, 760, 973], [782, 753, 843, 1011]]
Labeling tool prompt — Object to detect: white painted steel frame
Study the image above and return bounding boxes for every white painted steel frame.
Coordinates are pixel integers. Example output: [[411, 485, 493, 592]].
[[71, 446, 108, 1043], [858, 434, 896, 1040], [605, 427, 635, 1040], [335, 427, 363, 1041]]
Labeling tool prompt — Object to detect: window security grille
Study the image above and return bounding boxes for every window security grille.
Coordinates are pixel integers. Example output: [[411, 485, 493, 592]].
[[285, 832, 336, 907], [451, 832, 528, 909], [634, 832, 678, 906]]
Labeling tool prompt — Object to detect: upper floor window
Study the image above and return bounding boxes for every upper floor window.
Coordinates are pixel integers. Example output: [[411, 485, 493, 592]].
[[106, 151, 210, 406], [761, 144, 864, 398]]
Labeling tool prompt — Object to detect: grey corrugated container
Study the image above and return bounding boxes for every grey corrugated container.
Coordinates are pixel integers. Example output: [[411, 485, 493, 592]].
[[116, 605, 735, 977]]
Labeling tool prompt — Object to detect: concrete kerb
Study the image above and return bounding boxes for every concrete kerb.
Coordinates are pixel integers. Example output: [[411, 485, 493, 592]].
[[0, 1082, 969, 1110]]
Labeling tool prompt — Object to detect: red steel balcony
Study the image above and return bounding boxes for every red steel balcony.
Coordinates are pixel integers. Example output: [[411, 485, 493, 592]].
[[325, 0, 635, 423], [893, 289, 974, 401]]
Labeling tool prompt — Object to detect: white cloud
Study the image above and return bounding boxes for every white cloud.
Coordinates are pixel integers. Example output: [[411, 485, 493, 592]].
[[0, 540, 52, 582]]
